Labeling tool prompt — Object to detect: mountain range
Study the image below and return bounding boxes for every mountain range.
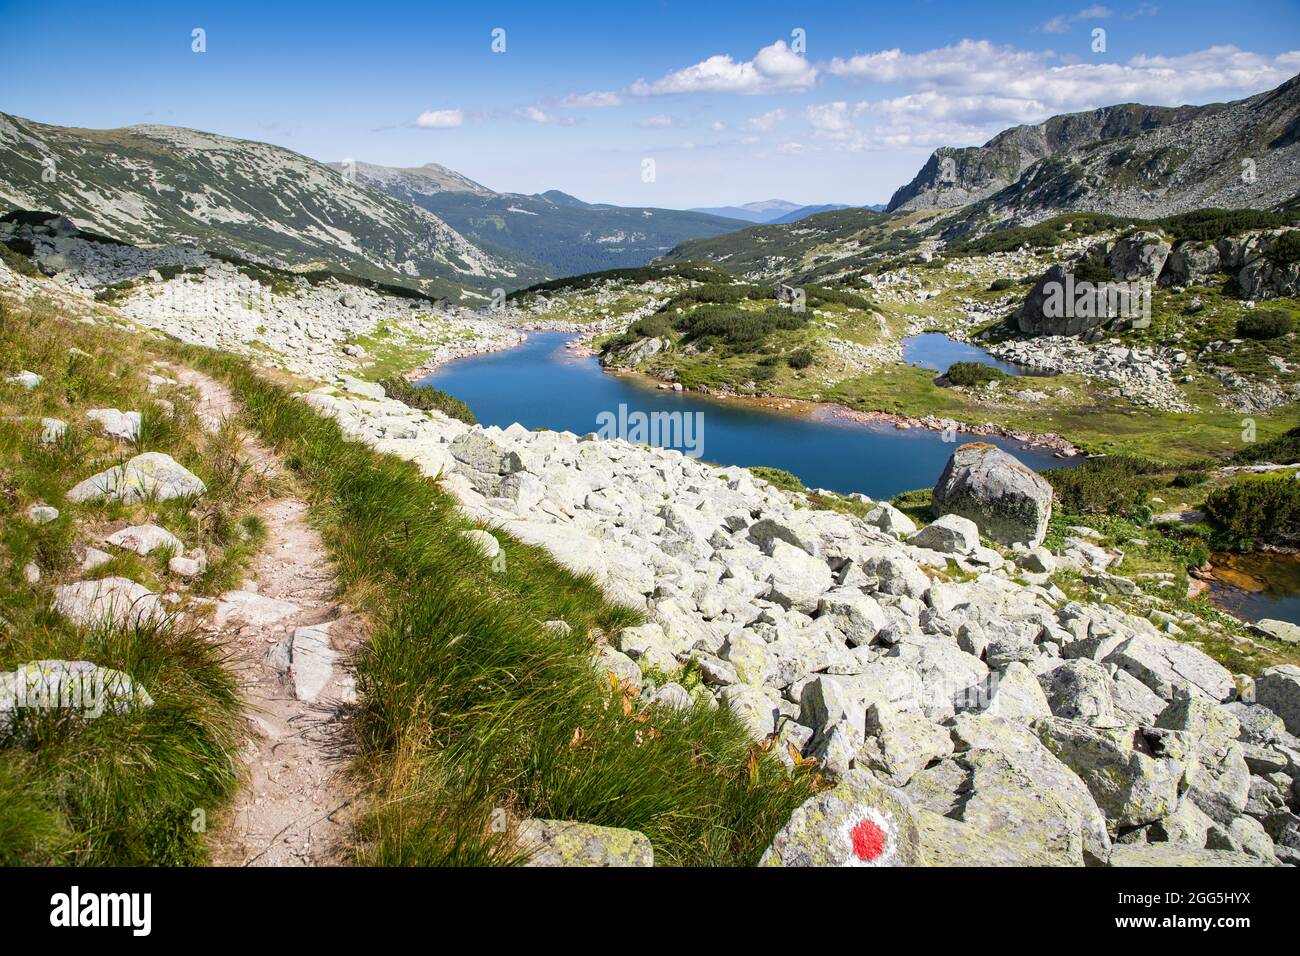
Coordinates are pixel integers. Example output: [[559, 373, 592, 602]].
[[336, 162, 748, 276], [689, 199, 882, 224]]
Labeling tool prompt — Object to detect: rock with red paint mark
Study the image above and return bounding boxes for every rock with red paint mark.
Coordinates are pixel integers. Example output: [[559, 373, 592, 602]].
[[759, 769, 920, 867]]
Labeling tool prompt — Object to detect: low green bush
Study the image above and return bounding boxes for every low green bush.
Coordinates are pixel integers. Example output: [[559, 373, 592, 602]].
[[378, 377, 477, 424], [1236, 310, 1294, 340], [945, 362, 1008, 387], [988, 278, 1017, 291], [1046, 455, 1164, 519], [786, 348, 815, 369], [1204, 474, 1300, 547]]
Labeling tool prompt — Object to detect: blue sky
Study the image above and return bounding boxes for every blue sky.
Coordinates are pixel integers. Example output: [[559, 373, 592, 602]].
[[2, 0, 1298, 207]]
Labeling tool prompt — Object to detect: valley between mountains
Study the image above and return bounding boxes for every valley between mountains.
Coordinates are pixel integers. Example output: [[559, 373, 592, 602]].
[[4, 73, 1300, 869]]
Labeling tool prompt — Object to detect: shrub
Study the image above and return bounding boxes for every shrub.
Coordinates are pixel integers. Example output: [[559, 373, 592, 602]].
[[378, 377, 477, 424], [988, 278, 1017, 292], [787, 348, 815, 369], [944, 362, 1008, 387], [1204, 475, 1300, 546], [0, 242, 40, 277], [1046, 455, 1163, 518], [1233, 424, 1300, 464], [1236, 310, 1294, 340], [749, 466, 804, 492], [1266, 230, 1300, 266]]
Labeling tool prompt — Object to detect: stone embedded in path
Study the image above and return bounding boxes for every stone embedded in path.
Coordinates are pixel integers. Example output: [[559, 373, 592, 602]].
[[67, 452, 206, 504], [932, 442, 1053, 547], [106, 523, 184, 557], [81, 548, 113, 571], [86, 408, 142, 442], [288, 622, 337, 702], [51, 577, 169, 630], [214, 590, 301, 629], [0, 660, 153, 729], [760, 768, 920, 867]]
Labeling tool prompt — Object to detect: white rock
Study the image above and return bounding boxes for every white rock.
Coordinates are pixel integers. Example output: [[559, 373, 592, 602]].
[[67, 452, 206, 504], [51, 577, 169, 629], [28, 504, 59, 525], [86, 408, 142, 442], [213, 590, 300, 629], [7, 370, 42, 389], [106, 524, 184, 557]]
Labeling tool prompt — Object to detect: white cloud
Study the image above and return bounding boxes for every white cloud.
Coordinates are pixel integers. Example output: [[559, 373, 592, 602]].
[[747, 108, 786, 131], [629, 40, 816, 95], [640, 114, 675, 128], [709, 120, 728, 131], [806, 101, 853, 138], [415, 109, 463, 129], [516, 106, 575, 126], [1042, 4, 1113, 34], [560, 91, 622, 108], [827, 41, 1298, 123]]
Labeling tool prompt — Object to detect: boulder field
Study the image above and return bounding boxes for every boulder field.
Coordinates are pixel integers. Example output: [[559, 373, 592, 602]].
[[300, 379, 1300, 867]]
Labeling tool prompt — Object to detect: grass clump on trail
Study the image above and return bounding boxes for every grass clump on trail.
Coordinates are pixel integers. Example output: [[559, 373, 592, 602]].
[[377, 376, 477, 425], [179, 345, 819, 866], [0, 295, 248, 865]]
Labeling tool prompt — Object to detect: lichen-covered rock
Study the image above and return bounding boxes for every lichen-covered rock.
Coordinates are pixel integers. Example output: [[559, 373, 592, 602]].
[[517, 819, 653, 867], [859, 704, 954, 786], [760, 769, 920, 867], [1, 660, 153, 730], [1106, 231, 1172, 281], [1037, 659, 1118, 725], [1107, 844, 1268, 867], [1104, 633, 1235, 702], [1032, 717, 1180, 829], [67, 452, 206, 503], [1256, 665, 1300, 736], [932, 443, 1052, 547]]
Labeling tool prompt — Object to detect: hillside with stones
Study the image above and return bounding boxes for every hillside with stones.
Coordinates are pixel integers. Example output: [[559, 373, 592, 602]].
[[0, 113, 543, 300]]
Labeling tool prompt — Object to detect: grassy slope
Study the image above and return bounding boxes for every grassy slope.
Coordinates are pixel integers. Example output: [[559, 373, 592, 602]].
[[175, 344, 819, 866], [0, 294, 261, 865]]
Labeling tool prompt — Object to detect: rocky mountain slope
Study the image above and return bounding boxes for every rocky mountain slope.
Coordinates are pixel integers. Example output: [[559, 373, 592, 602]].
[[892, 74, 1300, 225], [0, 114, 541, 299], [342, 162, 748, 276]]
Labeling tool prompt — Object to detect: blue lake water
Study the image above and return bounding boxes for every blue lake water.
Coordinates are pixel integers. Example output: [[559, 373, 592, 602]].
[[902, 333, 1036, 376], [419, 331, 1074, 500]]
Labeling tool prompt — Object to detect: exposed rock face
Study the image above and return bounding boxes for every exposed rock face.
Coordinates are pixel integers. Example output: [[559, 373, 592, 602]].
[[760, 769, 921, 867], [931, 443, 1053, 547], [1256, 665, 1300, 736]]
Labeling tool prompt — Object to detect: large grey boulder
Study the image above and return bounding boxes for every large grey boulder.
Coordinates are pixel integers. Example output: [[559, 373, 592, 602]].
[[760, 769, 921, 867], [1160, 240, 1222, 287], [906, 514, 980, 555], [1256, 665, 1300, 736], [1037, 659, 1118, 725], [931, 442, 1053, 547], [1106, 231, 1171, 282], [1032, 717, 1181, 829], [67, 452, 206, 503], [1104, 633, 1235, 702], [764, 540, 833, 613]]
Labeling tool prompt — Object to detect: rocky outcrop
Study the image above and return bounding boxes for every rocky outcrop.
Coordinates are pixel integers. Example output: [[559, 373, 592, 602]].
[[931, 443, 1053, 547], [760, 769, 920, 866]]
